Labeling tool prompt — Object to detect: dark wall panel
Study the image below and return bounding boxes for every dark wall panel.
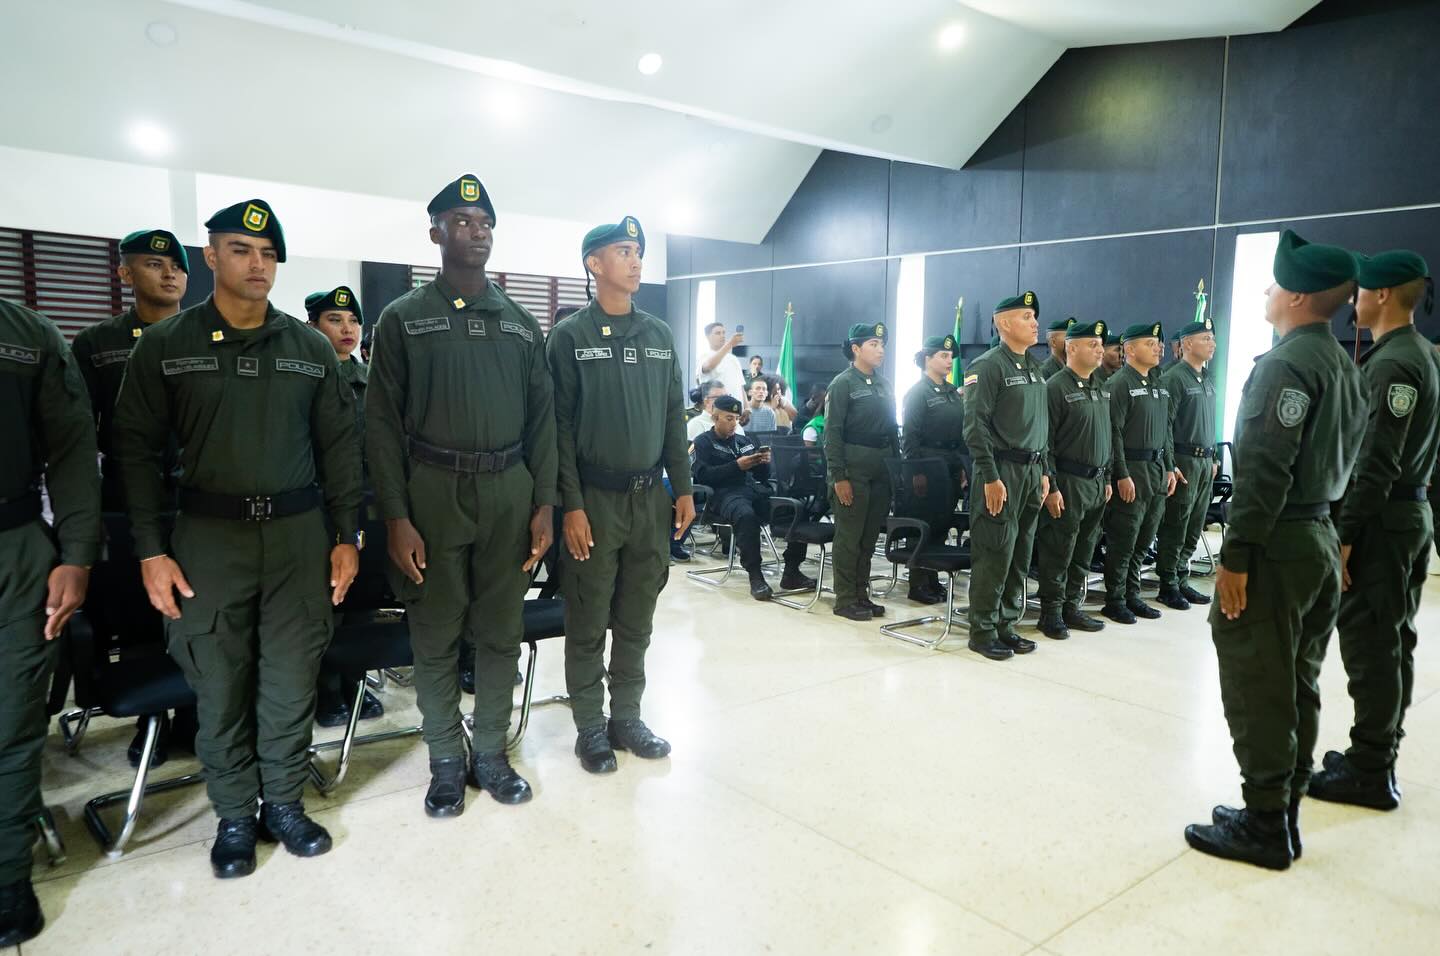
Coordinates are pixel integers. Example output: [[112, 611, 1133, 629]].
[[888, 105, 1026, 256], [688, 237, 774, 275], [923, 248, 1022, 348], [1020, 39, 1225, 241], [634, 281, 666, 321], [767, 152, 891, 267], [666, 236, 692, 278], [715, 271, 776, 364], [770, 260, 889, 346], [360, 261, 410, 331], [180, 245, 213, 309], [667, 278, 692, 379], [1221, 0, 1440, 223]]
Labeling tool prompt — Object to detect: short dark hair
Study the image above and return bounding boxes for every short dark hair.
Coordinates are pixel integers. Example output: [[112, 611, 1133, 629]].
[[704, 322, 724, 336]]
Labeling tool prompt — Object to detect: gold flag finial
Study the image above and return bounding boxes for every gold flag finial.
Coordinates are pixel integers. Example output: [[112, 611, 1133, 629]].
[[1197, 278, 1205, 294]]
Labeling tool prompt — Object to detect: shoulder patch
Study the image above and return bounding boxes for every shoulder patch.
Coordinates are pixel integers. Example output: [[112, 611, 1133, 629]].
[[963, 373, 979, 387], [1275, 387, 1310, 428], [404, 317, 451, 336], [575, 347, 612, 361], [1388, 383, 1418, 418], [0, 342, 41, 365], [498, 320, 534, 343], [161, 356, 219, 375], [276, 358, 325, 378]]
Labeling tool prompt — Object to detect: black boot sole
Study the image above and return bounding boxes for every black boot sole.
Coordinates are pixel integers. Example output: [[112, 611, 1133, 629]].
[[1183, 826, 1291, 870], [0, 910, 44, 946], [424, 800, 465, 819], [1306, 786, 1399, 811]]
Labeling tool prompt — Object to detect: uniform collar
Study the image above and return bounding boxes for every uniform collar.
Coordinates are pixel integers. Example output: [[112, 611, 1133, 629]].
[[586, 300, 640, 340], [432, 274, 504, 312], [849, 364, 880, 385], [1063, 366, 1095, 387], [1360, 323, 1420, 362], [201, 295, 283, 346]]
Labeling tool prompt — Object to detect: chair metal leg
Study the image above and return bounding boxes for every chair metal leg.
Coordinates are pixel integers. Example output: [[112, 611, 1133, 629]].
[[1190, 530, 1218, 576], [686, 523, 740, 586], [381, 667, 414, 687], [880, 573, 964, 649], [34, 807, 66, 866], [59, 706, 99, 756], [83, 714, 205, 857], [506, 641, 571, 752], [307, 678, 371, 794], [772, 544, 831, 610], [365, 669, 387, 691]]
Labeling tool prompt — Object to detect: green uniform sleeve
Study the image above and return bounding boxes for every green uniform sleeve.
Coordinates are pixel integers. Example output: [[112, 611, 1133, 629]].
[[900, 383, 926, 458], [1107, 373, 1131, 480], [962, 361, 1001, 486], [824, 379, 850, 482], [311, 354, 363, 541], [522, 328, 559, 509], [1162, 379, 1176, 471], [1044, 379, 1064, 477], [37, 328, 101, 566], [70, 327, 104, 427], [664, 354, 693, 497], [1219, 360, 1308, 573], [1337, 359, 1415, 545], [546, 325, 585, 513], [113, 333, 175, 558], [363, 309, 411, 521]]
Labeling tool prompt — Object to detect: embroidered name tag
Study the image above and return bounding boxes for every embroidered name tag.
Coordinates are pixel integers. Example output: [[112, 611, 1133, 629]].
[[404, 317, 450, 336], [161, 357, 219, 375], [926, 396, 947, 407], [1065, 392, 1087, 403], [467, 319, 487, 337], [1186, 386, 1203, 395], [1129, 387, 1149, 397], [1004, 376, 1027, 386], [276, 359, 325, 378], [0, 342, 40, 365], [92, 349, 130, 368], [575, 347, 612, 361], [645, 348, 673, 360], [499, 320, 533, 342], [851, 387, 874, 398], [237, 356, 259, 377]]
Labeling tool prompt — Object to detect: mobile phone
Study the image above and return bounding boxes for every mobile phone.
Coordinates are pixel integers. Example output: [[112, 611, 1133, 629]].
[[757, 445, 771, 454], [736, 324, 745, 333]]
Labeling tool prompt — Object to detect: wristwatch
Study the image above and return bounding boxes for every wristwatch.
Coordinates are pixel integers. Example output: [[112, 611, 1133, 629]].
[[337, 530, 366, 550]]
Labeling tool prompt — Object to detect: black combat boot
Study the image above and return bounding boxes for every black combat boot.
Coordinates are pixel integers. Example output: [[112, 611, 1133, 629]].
[[1037, 610, 1070, 640], [1100, 601, 1136, 624], [968, 635, 1014, 661], [1063, 606, 1106, 632], [608, 718, 672, 759], [748, 569, 774, 601], [424, 755, 468, 818], [1155, 586, 1191, 611], [260, 801, 333, 858], [1126, 596, 1161, 619], [1184, 806, 1292, 870], [1307, 750, 1400, 810], [575, 725, 617, 774], [470, 751, 533, 805], [1179, 583, 1211, 605], [210, 816, 260, 879], [0, 879, 44, 946]]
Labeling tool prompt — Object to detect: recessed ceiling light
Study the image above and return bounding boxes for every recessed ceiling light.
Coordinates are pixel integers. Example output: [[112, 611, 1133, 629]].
[[128, 121, 173, 157], [146, 21, 178, 46], [667, 201, 695, 231], [637, 53, 663, 76], [487, 85, 524, 127], [938, 22, 966, 52], [870, 114, 893, 134]]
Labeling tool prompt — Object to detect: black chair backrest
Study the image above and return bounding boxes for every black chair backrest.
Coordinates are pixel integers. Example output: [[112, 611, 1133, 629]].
[[89, 513, 168, 654], [883, 456, 956, 537], [339, 515, 398, 611], [772, 442, 828, 504]]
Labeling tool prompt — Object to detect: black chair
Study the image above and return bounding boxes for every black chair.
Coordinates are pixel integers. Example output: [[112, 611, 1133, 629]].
[[768, 442, 835, 611], [880, 457, 971, 649], [684, 481, 783, 588], [1195, 440, 1235, 575]]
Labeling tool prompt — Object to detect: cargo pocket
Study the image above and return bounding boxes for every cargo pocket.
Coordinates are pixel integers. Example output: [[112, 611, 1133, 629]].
[[166, 603, 217, 683]]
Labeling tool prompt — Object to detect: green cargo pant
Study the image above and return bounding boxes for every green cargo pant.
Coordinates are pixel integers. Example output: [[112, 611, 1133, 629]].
[[1335, 501, 1431, 772], [1208, 517, 1338, 811], [392, 462, 533, 756], [0, 522, 60, 885], [828, 445, 892, 609], [167, 510, 332, 819], [1103, 464, 1166, 603], [967, 460, 1041, 638], [562, 484, 671, 731], [1036, 472, 1107, 616], [1156, 454, 1214, 588]]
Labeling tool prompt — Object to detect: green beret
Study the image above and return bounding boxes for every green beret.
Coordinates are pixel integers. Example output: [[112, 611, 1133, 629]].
[[713, 395, 743, 414], [1120, 322, 1163, 342], [1066, 319, 1106, 339], [118, 229, 188, 273], [1104, 333, 1121, 347], [304, 286, 363, 324], [1273, 228, 1356, 293], [1173, 316, 1214, 341], [846, 322, 887, 343], [995, 290, 1040, 316], [1356, 250, 1429, 289], [427, 174, 496, 222], [204, 199, 286, 263], [1047, 317, 1072, 333], [582, 216, 646, 261], [914, 334, 957, 367]]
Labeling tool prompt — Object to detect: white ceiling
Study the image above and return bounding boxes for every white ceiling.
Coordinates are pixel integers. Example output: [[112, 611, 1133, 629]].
[[0, 0, 1319, 245]]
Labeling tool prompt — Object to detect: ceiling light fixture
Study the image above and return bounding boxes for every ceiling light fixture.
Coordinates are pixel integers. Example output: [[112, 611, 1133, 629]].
[[146, 21, 178, 46], [127, 121, 173, 158], [938, 22, 966, 52], [637, 53, 663, 76]]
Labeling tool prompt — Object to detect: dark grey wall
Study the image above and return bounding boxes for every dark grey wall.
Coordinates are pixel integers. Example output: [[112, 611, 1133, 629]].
[[665, 0, 1440, 393]]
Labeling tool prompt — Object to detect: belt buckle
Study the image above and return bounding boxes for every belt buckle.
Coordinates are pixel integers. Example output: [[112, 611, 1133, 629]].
[[628, 474, 650, 494], [243, 496, 273, 521]]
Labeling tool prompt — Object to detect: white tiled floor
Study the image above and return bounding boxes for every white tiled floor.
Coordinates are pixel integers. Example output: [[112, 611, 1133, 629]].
[[16, 543, 1440, 955]]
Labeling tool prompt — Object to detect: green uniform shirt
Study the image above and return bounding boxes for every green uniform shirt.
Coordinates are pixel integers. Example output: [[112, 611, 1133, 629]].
[[1161, 361, 1218, 450], [113, 296, 363, 559], [1220, 322, 1367, 572], [962, 344, 1048, 486], [900, 375, 966, 459], [1106, 364, 1175, 481], [824, 365, 899, 482], [1038, 355, 1064, 381], [1094, 366, 1115, 387], [366, 277, 557, 520], [70, 308, 148, 465], [1336, 325, 1440, 545], [0, 298, 101, 566], [546, 300, 691, 512], [1045, 366, 1112, 474]]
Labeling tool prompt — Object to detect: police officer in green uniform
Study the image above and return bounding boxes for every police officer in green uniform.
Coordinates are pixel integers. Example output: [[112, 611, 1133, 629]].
[[548, 216, 693, 774], [824, 323, 897, 622], [367, 176, 557, 814], [114, 199, 363, 879], [1155, 318, 1219, 610], [1038, 317, 1071, 380], [0, 299, 99, 947], [1036, 319, 1112, 640], [72, 229, 198, 769], [900, 333, 964, 605], [1185, 229, 1366, 870], [1309, 250, 1439, 810], [1101, 323, 1176, 623], [962, 292, 1048, 660]]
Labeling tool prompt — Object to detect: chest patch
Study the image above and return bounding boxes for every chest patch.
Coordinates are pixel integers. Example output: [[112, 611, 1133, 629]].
[[623, 347, 638, 364], [498, 320, 533, 343], [1129, 387, 1149, 397], [276, 359, 325, 378], [467, 319, 487, 337], [645, 348, 673, 360], [575, 347, 612, 361], [0, 342, 40, 366], [1065, 392, 1087, 403], [1004, 375, 1028, 387], [404, 317, 450, 336], [161, 356, 219, 376], [851, 387, 874, 398], [925, 396, 948, 407], [92, 349, 131, 368], [237, 356, 259, 377]]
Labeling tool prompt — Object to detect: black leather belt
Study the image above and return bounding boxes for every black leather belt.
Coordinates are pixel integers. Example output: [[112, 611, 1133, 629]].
[[842, 432, 895, 449], [408, 436, 524, 474], [1388, 484, 1427, 502], [995, 448, 1044, 465], [1056, 458, 1104, 479], [179, 486, 322, 521], [1277, 501, 1331, 521], [579, 462, 663, 494], [1124, 447, 1166, 463], [1176, 444, 1215, 459], [0, 490, 41, 532]]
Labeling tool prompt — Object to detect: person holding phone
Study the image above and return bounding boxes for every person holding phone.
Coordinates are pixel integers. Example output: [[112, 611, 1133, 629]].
[[697, 321, 748, 401]]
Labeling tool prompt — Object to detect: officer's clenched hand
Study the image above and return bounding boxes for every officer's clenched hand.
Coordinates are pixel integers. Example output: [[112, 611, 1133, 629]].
[[140, 555, 195, 621], [1165, 470, 1178, 497], [1217, 566, 1248, 619], [330, 544, 359, 605], [523, 505, 554, 573], [834, 479, 854, 507], [1340, 543, 1353, 591], [1117, 477, 1136, 503], [983, 479, 1007, 516], [1039, 475, 1050, 502], [564, 509, 595, 560], [386, 517, 428, 585], [1104, 483, 1113, 504], [1045, 490, 1064, 519], [44, 564, 90, 640], [673, 494, 696, 540]]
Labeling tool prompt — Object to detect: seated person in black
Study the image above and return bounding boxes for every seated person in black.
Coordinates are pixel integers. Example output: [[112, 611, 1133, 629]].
[[692, 396, 815, 600]]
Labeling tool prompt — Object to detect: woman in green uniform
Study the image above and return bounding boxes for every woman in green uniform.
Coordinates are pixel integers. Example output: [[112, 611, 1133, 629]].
[[825, 323, 898, 621], [900, 333, 965, 604]]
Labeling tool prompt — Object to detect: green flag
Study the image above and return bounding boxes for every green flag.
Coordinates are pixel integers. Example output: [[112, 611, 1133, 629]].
[[1193, 278, 1208, 326], [778, 302, 796, 392], [949, 296, 964, 386]]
